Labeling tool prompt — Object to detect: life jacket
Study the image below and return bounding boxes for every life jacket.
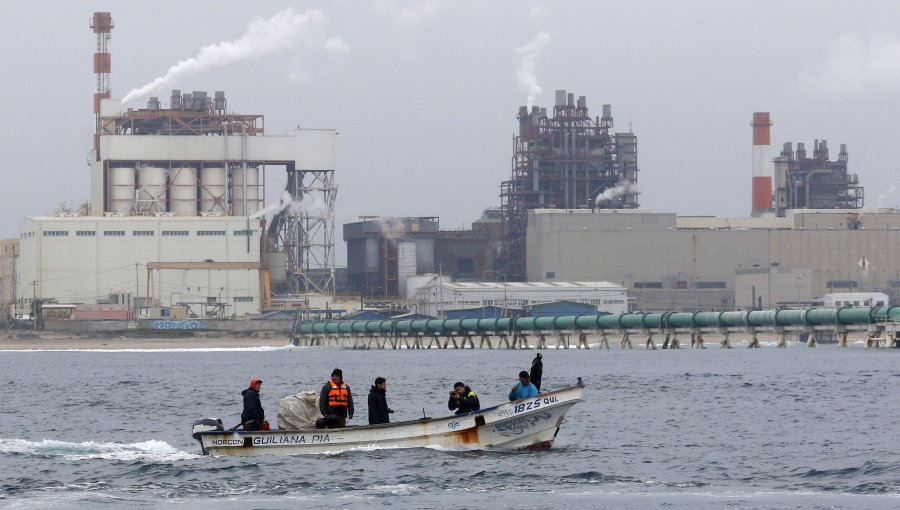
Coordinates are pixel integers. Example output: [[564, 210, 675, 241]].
[[327, 380, 350, 407], [467, 391, 480, 410]]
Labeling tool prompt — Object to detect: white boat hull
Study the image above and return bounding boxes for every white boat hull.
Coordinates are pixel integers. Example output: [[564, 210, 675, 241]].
[[196, 383, 584, 456]]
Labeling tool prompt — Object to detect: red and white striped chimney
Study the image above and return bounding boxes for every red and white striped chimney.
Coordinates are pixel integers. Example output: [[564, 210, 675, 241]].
[[751, 112, 772, 216], [90, 12, 113, 158]]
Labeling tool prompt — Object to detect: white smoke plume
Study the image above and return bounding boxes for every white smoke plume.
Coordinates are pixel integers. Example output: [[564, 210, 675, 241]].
[[804, 33, 900, 98], [595, 181, 637, 207], [876, 185, 897, 208], [515, 32, 551, 109], [122, 8, 340, 104], [251, 191, 329, 220]]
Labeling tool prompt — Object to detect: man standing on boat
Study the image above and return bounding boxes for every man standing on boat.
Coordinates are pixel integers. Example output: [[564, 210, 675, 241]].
[[530, 353, 543, 391], [368, 377, 393, 425], [509, 371, 539, 401], [241, 378, 265, 431], [448, 382, 480, 414], [320, 369, 354, 428]]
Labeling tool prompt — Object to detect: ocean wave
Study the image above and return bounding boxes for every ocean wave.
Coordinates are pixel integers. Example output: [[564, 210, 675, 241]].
[[0, 438, 200, 462]]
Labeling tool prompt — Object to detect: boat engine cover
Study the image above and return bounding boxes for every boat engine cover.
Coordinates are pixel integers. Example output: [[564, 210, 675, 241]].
[[192, 418, 224, 440]]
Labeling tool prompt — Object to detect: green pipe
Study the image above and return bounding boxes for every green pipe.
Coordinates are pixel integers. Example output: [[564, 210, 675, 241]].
[[296, 307, 900, 337]]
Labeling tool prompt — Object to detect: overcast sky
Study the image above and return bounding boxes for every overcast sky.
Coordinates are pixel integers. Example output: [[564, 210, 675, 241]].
[[3, 1, 899, 264]]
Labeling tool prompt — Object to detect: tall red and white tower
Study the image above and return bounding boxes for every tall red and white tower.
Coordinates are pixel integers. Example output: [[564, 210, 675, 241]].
[[90, 12, 113, 158], [751, 112, 772, 216]]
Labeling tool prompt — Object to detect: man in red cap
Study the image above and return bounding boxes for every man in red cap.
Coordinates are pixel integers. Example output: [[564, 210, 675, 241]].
[[241, 378, 265, 431]]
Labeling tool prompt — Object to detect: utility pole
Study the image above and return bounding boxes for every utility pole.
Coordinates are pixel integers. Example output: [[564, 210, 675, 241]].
[[30, 280, 37, 330], [134, 263, 139, 311]]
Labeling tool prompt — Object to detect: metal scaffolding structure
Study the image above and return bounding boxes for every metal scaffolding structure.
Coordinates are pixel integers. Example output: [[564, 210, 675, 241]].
[[276, 169, 337, 295], [500, 90, 639, 280], [774, 139, 863, 216]]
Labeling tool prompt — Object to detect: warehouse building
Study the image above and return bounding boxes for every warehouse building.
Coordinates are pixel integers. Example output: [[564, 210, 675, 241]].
[[413, 280, 628, 318], [526, 208, 900, 311]]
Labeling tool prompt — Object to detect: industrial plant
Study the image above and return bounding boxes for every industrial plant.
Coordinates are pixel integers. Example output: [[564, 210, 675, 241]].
[[344, 107, 899, 316], [2, 12, 338, 325], [0, 12, 898, 332]]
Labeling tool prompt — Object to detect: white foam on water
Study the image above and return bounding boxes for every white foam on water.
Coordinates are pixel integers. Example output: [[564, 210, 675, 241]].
[[1, 345, 292, 353], [320, 442, 477, 456], [367, 483, 420, 495], [0, 438, 200, 462]]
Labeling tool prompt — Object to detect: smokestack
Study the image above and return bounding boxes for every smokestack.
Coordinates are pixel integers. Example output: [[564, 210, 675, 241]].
[[90, 12, 113, 159], [751, 112, 772, 216]]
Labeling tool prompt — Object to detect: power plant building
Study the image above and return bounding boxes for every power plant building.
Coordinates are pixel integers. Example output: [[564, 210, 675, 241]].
[[500, 90, 639, 280], [12, 12, 338, 317], [17, 216, 262, 316], [526, 208, 900, 311]]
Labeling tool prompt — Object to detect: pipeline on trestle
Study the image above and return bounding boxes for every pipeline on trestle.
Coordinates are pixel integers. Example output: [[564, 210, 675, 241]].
[[290, 306, 900, 349]]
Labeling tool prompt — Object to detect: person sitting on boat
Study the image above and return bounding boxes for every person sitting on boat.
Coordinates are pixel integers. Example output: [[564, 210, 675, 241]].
[[448, 382, 480, 414], [530, 353, 543, 392], [319, 368, 354, 428], [241, 378, 265, 431], [368, 377, 394, 425], [508, 371, 539, 401]]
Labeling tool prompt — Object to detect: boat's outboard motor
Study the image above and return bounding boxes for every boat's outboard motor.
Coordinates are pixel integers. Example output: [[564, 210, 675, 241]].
[[191, 418, 224, 454]]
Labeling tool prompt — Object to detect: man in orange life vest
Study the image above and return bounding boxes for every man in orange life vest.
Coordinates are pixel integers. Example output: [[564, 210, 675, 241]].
[[319, 368, 354, 428]]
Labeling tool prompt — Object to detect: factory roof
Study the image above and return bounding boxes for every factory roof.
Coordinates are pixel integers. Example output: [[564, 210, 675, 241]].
[[435, 281, 625, 291]]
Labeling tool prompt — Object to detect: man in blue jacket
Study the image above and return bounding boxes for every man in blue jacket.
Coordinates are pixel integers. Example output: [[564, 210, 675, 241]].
[[508, 371, 539, 401]]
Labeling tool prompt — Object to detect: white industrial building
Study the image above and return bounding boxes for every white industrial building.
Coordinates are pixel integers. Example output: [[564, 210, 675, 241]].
[[823, 292, 889, 308], [14, 89, 336, 318], [414, 280, 628, 317], [18, 216, 262, 316]]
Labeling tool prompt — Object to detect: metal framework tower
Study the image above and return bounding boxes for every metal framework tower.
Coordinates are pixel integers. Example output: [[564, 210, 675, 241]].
[[500, 90, 639, 280], [269, 169, 337, 294]]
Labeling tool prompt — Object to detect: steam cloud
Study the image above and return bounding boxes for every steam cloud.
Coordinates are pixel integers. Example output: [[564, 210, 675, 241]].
[[876, 185, 897, 208], [595, 181, 637, 206], [515, 32, 551, 109], [122, 8, 343, 104], [251, 191, 329, 220], [805, 33, 900, 97]]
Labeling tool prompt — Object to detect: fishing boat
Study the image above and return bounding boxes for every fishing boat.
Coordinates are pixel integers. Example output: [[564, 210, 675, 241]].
[[191, 379, 584, 456]]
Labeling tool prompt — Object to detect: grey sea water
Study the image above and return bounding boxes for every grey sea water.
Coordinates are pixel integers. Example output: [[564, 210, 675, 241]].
[[1, 344, 899, 509]]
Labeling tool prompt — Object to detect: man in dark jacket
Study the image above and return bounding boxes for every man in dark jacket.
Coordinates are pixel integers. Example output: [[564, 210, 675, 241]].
[[241, 378, 265, 431], [530, 353, 543, 391], [447, 381, 480, 414], [319, 368, 354, 428], [368, 377, 394, 425]]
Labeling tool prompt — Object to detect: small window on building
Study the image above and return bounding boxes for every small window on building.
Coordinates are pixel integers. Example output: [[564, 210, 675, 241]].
[[854, 301, 860, 306], [76, 230, 96, 237], [233, 229, 255, 236], [695, 281, 727, 289], [132, 230, 155, 236], [197, 230, 226, 236], [103, 230, 125, 236], [545, 272, 555, 279], [162, 230, 189, 236], [234, 296, 254, 302], [43, 230, 69, 237]]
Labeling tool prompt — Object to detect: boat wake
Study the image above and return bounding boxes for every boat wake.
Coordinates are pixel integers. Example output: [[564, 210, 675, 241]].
[[0, 437, 200, 462]]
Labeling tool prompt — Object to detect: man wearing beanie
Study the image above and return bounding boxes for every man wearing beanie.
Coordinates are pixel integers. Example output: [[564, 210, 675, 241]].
[[319, 368, 354, 428]]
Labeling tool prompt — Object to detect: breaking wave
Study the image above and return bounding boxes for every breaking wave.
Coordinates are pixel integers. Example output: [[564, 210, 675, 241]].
[[0, 438, 199, 462]]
